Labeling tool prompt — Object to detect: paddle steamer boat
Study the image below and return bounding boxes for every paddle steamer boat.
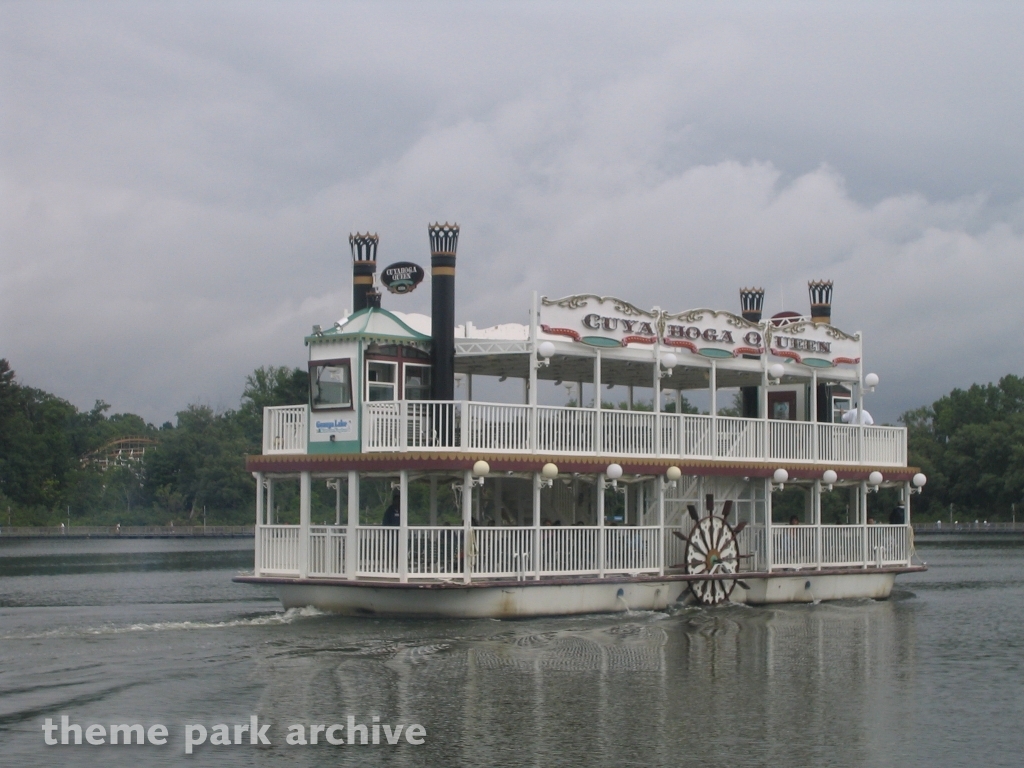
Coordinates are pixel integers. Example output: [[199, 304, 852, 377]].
[[235, 224, 926, 616]]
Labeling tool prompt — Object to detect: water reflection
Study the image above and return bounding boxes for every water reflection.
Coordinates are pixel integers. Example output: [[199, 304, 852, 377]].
[[246, 600, 917, 768]]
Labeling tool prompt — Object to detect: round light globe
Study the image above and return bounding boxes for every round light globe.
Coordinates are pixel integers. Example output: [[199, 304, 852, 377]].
[[913, 473, 927, 488], [606, 463, 623, 480], [661, 352, 678, 370], [666, 466, 682, 482], [864, 372, 879, 388], [538, 341, 556, 359], [769, 363, 786, 380], [541, 462, 559, 479], [822, 469, 838, 485], [868, 471, 883, 486], [773, 468, 789, 484], [472, 460, 490, 477]]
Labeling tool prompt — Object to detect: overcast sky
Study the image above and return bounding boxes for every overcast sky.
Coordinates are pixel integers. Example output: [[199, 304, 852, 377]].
[[3, 1, 1024, 424]]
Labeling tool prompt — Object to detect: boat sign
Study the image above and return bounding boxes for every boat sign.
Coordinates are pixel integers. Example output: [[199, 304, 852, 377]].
[[381, 262, 425, 294]]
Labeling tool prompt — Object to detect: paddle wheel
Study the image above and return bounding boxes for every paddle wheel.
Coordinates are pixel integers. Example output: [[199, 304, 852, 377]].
[[681, 494, 746, 606]]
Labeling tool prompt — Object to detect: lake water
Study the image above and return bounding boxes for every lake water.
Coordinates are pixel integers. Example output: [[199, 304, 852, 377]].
[[1, 536, 1022, 767]]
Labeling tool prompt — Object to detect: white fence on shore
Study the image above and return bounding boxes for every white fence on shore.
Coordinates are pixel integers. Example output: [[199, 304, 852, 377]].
[[254, 522, 912, 581]]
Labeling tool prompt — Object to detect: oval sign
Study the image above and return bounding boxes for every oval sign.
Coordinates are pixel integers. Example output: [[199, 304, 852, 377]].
[[381, 262, 425, 294]]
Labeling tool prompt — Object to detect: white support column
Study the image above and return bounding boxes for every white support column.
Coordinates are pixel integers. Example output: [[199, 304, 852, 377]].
[[400, 399, 408, 453], [813, 479, 822, 570], [299, 471, 311, 579], [761, 356, 770, 461], [529, 291, 539, 451], [710, 362, 718, 458], [860, 480, 869, 568], [595, 350, 603, 454], [334, 479, 342, 526], [532, 472, 542, 580], [765, 477, 774, 573], [267, 478, 275, 525], [657, 477, 666, 576], [905, 481, 913, 566], [857, 354, 865, 463], [346, 471, 359, 580], [653, 348, 662, 457], [597, 474, 606, 578], [399, 470, 409, 583], [463, 470, 473, 584], [429, 476, 438, 526], [811, 370, 819, 463], [254, 472, 264, 577]]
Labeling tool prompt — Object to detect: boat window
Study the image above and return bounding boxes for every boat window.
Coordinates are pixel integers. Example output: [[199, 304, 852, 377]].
[[367, 361, 398, 401], [404, 364, 432, 400], [832, 396, 852, 423], [310, 360, 353, 410]]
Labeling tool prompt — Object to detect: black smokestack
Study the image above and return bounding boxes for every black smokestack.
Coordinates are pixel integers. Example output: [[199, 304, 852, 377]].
[[808, 280, 833, 324], [739, 288, 765, 418], [740, 287, 765, 323], [809, 280, 834, 422], [350, 233, 378, 312], [429, 223, 459, 401]]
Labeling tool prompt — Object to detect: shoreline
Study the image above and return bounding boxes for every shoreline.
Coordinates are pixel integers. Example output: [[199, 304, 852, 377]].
[[0, 525, 254, 539]]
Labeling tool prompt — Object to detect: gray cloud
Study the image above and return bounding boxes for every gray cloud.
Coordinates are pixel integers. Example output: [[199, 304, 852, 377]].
[[3, 2, 1023, 424]]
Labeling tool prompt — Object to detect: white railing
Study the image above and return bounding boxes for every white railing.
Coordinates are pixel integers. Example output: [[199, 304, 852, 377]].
[[357, 527, 399, 577], [771, 526, 819, 568], [473, 527, 535, 578], [660, 413, 715, 458], [257, 522, 909, 581], [466, 403, 530, 452], [863, 426, 907, 466], [263, 406, 307, 454], [408, 527, 465, 577], [358, 401, 907, 466], [769, 420, 816, 462], [602, 410, 656, 456], [719, 416, 765, 459], [308, 526, 346, 577], [259, 525, 300, 574], [405, 401, 460, 450], [537, 406, 595, 453], [818, 423, 859, 464], [868, 524, 910, 566], [821, 524, 864, 567], [605, 526, 660, 573], [538, 526, 601, 576]]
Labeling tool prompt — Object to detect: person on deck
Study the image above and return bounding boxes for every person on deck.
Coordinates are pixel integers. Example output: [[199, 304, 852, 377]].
[[383, 492, 400, 526]]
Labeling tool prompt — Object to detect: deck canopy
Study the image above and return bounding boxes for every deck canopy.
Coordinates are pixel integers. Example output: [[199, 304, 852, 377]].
[[452, 293, 862, 391]]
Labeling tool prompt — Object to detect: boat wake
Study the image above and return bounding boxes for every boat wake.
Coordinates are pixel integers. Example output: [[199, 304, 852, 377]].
[[2, 606, 325, 640]]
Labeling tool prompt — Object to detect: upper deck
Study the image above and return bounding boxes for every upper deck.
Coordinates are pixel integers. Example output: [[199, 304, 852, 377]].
[[257, 292, 905, 471]]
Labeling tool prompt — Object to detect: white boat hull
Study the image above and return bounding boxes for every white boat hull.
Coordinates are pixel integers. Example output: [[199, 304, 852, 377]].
[[238, 569, 910, 618]]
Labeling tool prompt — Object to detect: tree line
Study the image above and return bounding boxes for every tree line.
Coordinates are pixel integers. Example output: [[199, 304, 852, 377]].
[[1, 357, 1022, 525], [0, 359, 306, 526]]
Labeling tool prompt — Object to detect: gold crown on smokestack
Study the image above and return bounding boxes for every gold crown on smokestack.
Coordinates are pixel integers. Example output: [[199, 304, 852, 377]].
[[739, 287, 765, 323], [808, 280, 833, 324]]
